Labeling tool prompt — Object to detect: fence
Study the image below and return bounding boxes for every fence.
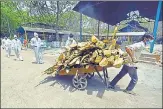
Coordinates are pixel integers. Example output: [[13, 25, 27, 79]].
[[27, 41, 66, 50]]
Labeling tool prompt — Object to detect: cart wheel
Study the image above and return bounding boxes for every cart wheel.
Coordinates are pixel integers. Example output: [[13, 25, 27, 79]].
[[85, 72, 94, 79], [72, 75, 87, 90]]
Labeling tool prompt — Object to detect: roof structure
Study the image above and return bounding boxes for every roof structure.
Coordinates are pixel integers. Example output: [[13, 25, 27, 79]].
[[119, 20, 148, 32], [22, 22, 66, 30]]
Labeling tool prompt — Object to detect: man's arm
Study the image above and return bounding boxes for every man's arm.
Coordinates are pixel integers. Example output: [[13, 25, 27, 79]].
[[19, 40, 22, 47], [65, 40, 69, 47]]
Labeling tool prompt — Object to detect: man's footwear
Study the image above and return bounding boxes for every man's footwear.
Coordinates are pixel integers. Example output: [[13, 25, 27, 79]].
[[108, 84, 115, 89], [123, 89, 136, 95], [39, 62, 44, 64], [19, 57, 23, 61]]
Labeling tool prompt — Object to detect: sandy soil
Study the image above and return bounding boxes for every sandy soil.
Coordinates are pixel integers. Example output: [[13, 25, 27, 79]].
[[1, 48, 162, 108]]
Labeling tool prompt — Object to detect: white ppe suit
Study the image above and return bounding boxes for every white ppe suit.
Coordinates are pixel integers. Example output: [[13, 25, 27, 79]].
[[2, 38, 12, 57], [65, 37, 77, 47], [31, 37, 44, 64], [2, 38, 6, 49], [12, 38, 23, 61]]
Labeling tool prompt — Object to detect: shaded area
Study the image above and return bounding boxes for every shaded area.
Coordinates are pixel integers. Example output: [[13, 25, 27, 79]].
[[35, 75, 125, 98]]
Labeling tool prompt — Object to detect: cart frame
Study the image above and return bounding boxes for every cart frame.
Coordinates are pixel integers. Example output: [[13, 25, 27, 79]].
[[55, 64, 109, 90]]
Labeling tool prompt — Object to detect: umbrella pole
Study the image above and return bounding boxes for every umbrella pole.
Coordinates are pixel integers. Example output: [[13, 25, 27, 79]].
[[97, 20, 100, 39], [80, 13, 83, 42], [150, 0, 162, 53], [107, 24, 109, 39]]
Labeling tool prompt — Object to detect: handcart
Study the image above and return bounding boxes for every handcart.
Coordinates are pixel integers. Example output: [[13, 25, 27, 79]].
[[53, 64, 110, 90]]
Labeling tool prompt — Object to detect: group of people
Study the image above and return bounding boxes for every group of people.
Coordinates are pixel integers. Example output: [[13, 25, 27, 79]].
[[1, 32, 45, 64], [1, 32, 154, 95], [2, 35, 23, 61], [1, 32, 77, 64]]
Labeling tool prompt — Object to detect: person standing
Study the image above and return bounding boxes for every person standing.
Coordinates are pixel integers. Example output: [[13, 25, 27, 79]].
[[12, 35, 23, 61], [30, 32, 44, 64], [24, 39, 28, 50], [65, 33, 77, 47], [2, 37, 6, 49], [108, 33, 154, 95]]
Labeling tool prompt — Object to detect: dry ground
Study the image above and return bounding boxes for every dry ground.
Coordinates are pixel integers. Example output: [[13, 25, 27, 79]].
[[1, 48, 162, 108]]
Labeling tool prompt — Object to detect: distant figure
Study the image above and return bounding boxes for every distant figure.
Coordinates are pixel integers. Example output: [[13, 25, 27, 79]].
[[100, 36, 105, 41], [12, 35, 23, 61], [30, 32, 44, 64], [19, 34, 24, 45], [2, 36, 12, 57], [24, 39, 28, 50], [2, 37, 6, 49], [65, 34, 77, 47]]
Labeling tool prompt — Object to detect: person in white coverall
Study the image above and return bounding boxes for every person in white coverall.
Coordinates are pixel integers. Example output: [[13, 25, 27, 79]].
[[65, 34, 77, 47], [2, 37, 6, 49], [12, 35, 23, 61], [30, 32, 44, 64], [2, 36, 12, 57]]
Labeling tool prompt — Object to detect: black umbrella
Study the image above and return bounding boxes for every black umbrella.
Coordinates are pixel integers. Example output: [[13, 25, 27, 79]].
[[73, 1, 162, 25]]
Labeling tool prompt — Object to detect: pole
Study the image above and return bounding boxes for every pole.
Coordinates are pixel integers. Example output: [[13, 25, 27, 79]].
[[98, 20, 100, 39], [107, 24, 109, 39], [43, 32, 45, 40], [24, 30, 28, 48], [25, 30, 27, 40], [80, 13, 83, 42], [56, 1, 60, 46], [150, 1, 162, 53]]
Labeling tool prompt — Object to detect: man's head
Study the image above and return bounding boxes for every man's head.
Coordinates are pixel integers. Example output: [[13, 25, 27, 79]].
[[4, 36, 7, 39], [69, 33, 74, 38], [141, 33, 154, 44], [116, 40, 122, 45], [34, 32, 38, 39], [68, 33, 74, 41], [100, 36, 105, 41], [115, 39, 122, 49], [14, 35, 17, 39]]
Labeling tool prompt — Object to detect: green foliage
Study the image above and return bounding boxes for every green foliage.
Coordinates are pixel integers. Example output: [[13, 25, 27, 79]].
[[1, 1, 162, 38], [1, 1, 29, 36]]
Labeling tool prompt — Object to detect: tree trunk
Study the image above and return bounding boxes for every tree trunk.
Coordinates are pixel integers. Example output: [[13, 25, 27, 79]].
[[7, 17, 11, 38], [56, 1, 60, 46]]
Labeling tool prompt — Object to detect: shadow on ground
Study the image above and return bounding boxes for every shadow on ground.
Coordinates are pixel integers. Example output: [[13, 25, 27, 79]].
[[36, 75, 124, 98]]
